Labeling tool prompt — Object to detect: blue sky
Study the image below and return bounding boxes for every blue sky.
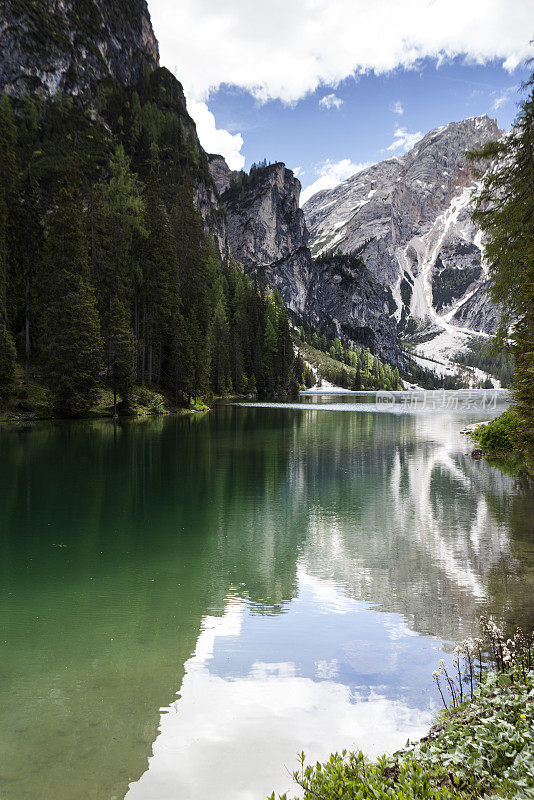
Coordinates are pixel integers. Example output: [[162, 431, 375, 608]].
[[206, 59, 529, 202], [148, 0, 534, 204]]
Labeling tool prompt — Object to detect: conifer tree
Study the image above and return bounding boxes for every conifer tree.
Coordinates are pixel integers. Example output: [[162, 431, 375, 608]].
[[470, 75, 534, 446], [18, 174, 43, 386], [141, 175, 178, 386], [108, 296, 135, 414], [211, 277, 231, 395], [0, 317, 16, 407], [41, 187, 102, 415], [0, 92, 19, 321], [91, 145, 145, 368]]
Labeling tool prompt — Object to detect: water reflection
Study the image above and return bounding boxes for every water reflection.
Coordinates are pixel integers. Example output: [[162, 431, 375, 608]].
[[1, 394, 532, 800], [127, 588, 436, 800]]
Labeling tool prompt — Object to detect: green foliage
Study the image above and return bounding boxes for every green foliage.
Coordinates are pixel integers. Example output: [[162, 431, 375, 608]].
[[453, 338, 515, 388], [270, 750, 461, 800], [296, 328, 403, 391], [0, 69, 302, 414], [471, 408, 522, 452], [401, 352, 465, 390], [469, 76, 534, 448], [0, 317, 16, 407], [431, 260, 482, 311], [221, 159, 276, 202], [108, 296, 135, 411], [41, 187, 102, 415], [134, 386, 166, 414], [42, 269, 103, 415]]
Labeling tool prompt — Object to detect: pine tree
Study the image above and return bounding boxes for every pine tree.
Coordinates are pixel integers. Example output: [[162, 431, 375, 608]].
[[108, 296, 135, 414], [211, 277, 231, 395], [0, 317, 16, 408], [91, 145, 145, 369], [18, 174, 43, 386], [140, 175, 178, 387], [0, 92, 19, 325], [263, 302, 278, 395], [470, 75, 534, 447], [41, 187, 103, 415]]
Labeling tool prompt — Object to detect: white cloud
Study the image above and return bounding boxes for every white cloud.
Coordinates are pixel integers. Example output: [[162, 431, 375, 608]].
[[292, 166, 305, 179], [386, 126, 423, 152], [491, 84, 519, 110], [319, 93, 344, 110], [149, 0, 534, 104], [391, 100, 404, 115], [186, 99, 245, 170], [300, 158, 372, 205]]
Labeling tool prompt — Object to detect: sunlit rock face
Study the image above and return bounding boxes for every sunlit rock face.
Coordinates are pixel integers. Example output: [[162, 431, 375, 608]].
[[0, 0, 159, 100], [211, 158, 404, 363], [303, 117, 503, 348], [213, 161, 315, 313]]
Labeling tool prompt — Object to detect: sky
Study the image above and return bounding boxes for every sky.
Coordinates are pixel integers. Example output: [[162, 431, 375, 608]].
[[147, 0, 534, 205]]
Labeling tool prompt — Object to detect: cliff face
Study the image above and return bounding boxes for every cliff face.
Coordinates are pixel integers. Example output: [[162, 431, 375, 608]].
[[0, 2, 231, 259], [304, 116, 501, 321], [305, 256, 402, 365], [303, 115, 503, 364], [0, 0, 159, 100], [212, 159, 404, 363], [215, 162, 316, 314]]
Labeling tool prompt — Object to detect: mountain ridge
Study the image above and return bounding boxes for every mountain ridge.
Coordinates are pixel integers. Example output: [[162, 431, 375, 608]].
[[302, 115, 503, 370]]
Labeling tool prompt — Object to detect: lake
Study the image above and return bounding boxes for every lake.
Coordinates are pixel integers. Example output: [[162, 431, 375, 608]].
[[1, 391, 533, 800]]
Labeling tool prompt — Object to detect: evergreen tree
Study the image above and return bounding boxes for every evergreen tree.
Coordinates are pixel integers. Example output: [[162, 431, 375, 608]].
[[108, 296, 135, 414], [91, 145, 145, 370], [470, 75, 534, 446], [140, 175, 178, 386], [211, 277, 231, 395], [0, 92, 19, 322], [41, 187, 102, 415], [0, 317, 16, 407], [17, 174, 43, 386]]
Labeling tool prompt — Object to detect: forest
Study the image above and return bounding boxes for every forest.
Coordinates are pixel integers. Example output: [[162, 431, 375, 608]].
[[0, 68, 308, 416]]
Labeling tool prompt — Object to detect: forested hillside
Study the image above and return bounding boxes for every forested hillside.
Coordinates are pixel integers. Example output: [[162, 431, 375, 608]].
[[0, 67, 307, 416]]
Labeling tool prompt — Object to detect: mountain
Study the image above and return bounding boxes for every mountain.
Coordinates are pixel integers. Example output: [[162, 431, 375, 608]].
[[210, 158, 404, 364], [0, 0, 307, 413], [0, 0, 231, 260], [303, 116, 503, 367], [0, 0, 159, 99], [209, 159, 314, 312]]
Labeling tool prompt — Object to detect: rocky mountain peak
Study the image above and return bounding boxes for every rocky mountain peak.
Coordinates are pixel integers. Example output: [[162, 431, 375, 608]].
[[302, 114, 503, 367], [211, 159, 309, 279], [0, 0, 159, 100], [211, 156, 404, 364]]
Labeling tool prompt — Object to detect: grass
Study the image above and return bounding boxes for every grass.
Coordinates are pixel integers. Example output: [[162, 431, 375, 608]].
[[271, 620, 533, 800]]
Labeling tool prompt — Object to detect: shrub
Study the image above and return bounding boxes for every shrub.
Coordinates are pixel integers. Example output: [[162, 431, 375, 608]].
[[472, 408, 521, 451]]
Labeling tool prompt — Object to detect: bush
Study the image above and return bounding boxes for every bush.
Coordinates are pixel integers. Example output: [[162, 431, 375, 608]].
[[134, 387, 167, 414], [472, 408, 521, 451]]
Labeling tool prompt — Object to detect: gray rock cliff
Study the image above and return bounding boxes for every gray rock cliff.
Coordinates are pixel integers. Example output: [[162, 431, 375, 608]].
[[303, 116, 502, 345], [211, 159, 403, 363], [0, 0, 159, 100]]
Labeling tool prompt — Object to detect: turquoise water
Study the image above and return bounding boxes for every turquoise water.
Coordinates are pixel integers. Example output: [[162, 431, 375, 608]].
[[1, 392, 532, 800]]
